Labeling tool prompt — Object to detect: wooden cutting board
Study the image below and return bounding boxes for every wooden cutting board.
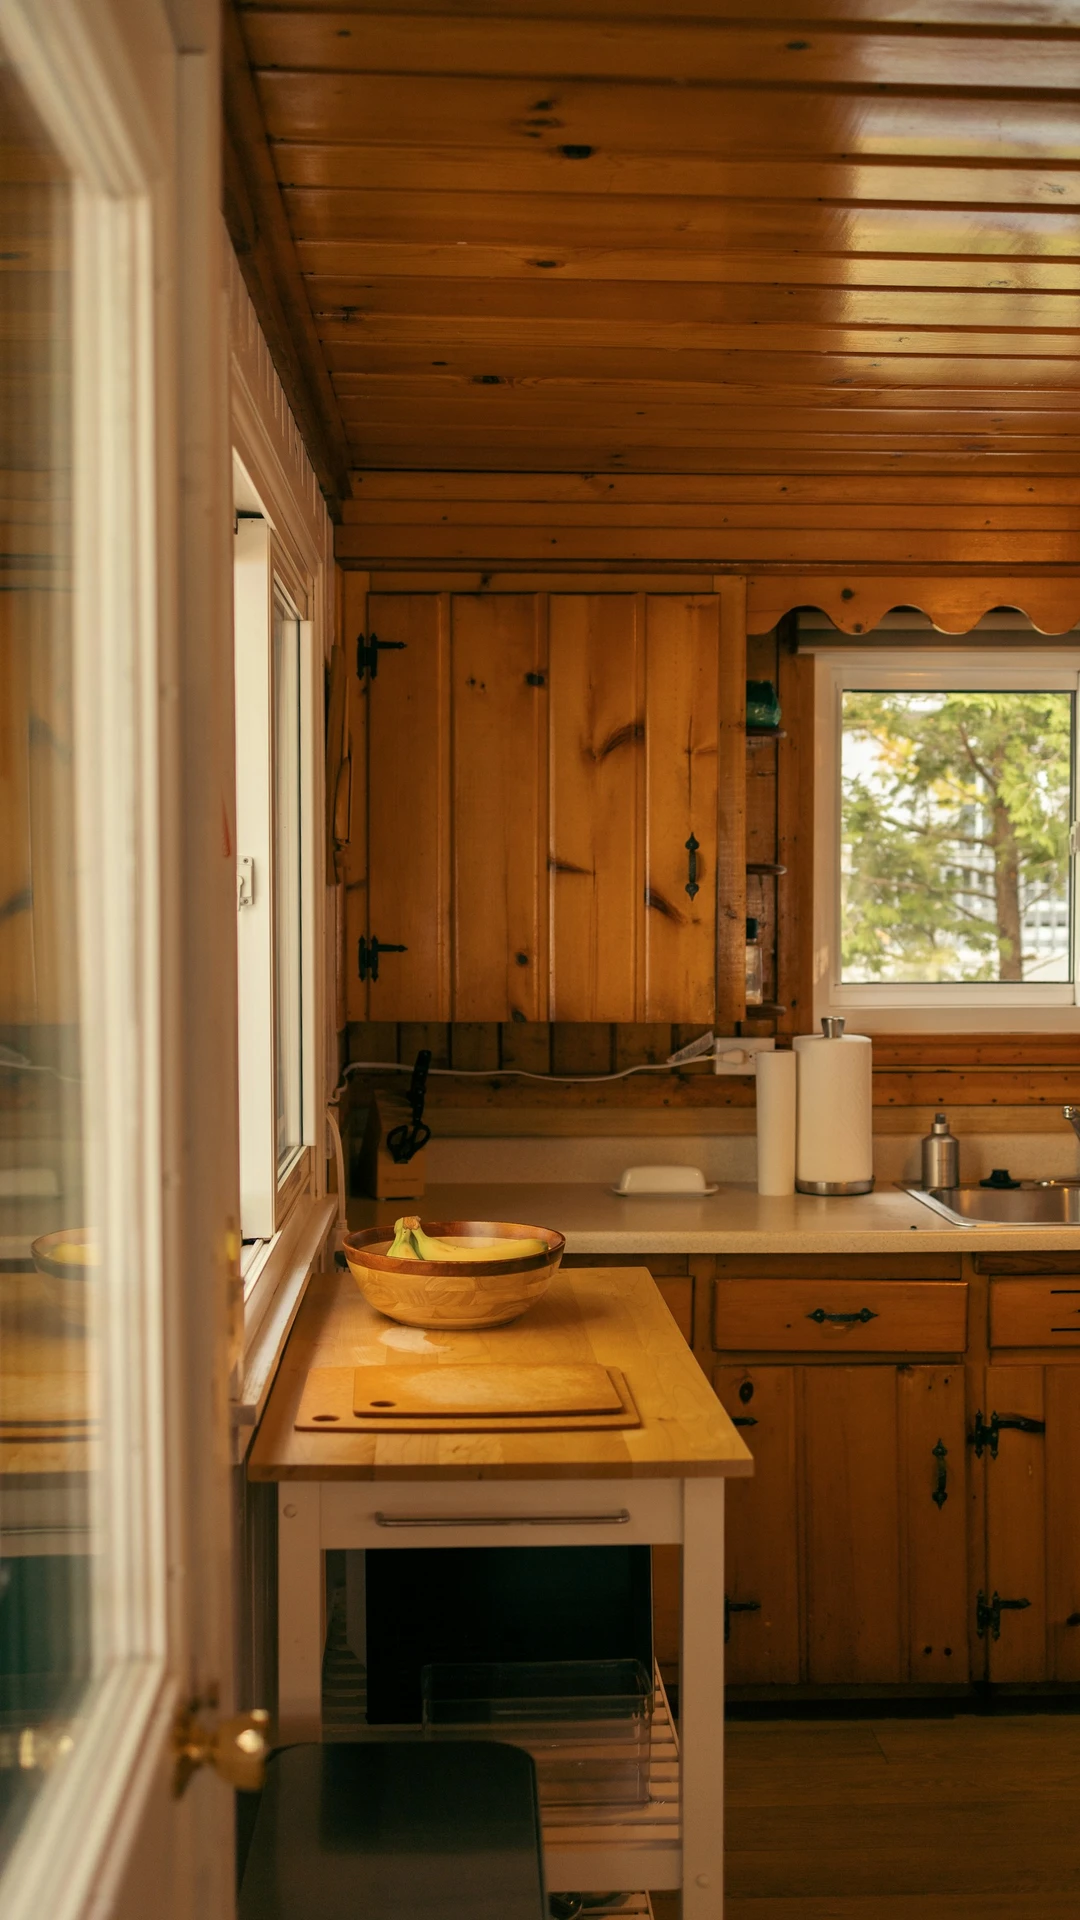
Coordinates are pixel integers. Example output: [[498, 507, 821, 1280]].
[[352, 1362, 623, 1419], [294, 1365, 640, 1434]]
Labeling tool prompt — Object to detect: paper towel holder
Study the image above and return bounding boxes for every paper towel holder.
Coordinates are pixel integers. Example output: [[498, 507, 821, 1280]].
[[794, 1015, 875, 1197]]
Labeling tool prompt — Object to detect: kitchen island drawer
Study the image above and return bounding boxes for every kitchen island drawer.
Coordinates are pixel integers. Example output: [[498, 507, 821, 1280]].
[[991, 1279, 1080, 1348], [713, 1279, 967, 1353]]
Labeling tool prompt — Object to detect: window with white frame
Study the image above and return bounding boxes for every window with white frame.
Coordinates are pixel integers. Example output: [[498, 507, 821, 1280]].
[[811, 631, 1080, 1031], [233, 487, 316, 1264]]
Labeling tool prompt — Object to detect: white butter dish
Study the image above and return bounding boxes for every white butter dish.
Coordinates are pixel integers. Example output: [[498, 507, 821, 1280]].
[[611, 1164, 718, 1197]]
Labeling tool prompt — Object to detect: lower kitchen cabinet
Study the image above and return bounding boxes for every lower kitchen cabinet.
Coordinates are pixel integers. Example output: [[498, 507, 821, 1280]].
[[715, 1361, 968, 1688], [980, 1363, 1080, 1685]]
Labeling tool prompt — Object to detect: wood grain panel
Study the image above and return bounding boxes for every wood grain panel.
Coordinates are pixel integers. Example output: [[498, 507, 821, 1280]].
[[548, 594, 643, 1022], [714, 1280, 968, 1354], [364, 593, 450, 1018], [450, 592, 548, 1020], [983, 1364, 1048, 1684], [801, 1367, 903, 1685], [898, 1364, 970, 1685], [642, 595, 720, 1023], [991, 1280, 1080, 1349], [1045, 1366, 1080, 1684], [714, 1365, 801, 1686]]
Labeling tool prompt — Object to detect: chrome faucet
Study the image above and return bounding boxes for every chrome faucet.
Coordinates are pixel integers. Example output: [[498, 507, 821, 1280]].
[[1063, 1105, 1080, 1143]]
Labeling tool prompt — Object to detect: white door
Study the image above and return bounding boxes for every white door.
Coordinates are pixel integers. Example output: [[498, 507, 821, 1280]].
[[0, 3, 241, 1917]]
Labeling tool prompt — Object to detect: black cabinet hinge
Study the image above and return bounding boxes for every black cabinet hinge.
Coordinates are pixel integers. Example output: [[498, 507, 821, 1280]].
[[976, 1590, 1031, 1640], [356, 632, 406, 680], [724, 1597, 761, 1644], [358, 935, 407, 983], [970, 1410, 1046, 1460]]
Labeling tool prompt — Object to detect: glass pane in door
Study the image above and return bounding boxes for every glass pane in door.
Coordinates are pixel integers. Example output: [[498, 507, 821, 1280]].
[[0, 50, 94, 1865]]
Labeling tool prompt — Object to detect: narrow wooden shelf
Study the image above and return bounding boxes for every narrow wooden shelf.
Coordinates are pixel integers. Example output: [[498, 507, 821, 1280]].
[[543, 1668, 680, 1894], [747, 727, 786, 742], [747, 861, 787, 877]]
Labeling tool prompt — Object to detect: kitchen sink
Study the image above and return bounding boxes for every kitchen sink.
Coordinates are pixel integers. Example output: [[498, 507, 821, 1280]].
[[906, 1181, 1080, 1227]]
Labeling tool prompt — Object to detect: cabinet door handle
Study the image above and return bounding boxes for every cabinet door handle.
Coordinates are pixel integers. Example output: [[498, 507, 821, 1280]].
[[732, 1415, 758, 1428], [373, 1509, 632, 1529], [685, 833, 700, 900], [932, 1438, 948, 1509], [807, 1306, 878, 1326]]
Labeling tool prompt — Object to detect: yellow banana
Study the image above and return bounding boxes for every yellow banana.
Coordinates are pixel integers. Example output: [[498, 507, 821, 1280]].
[[387, 1216, 545, 1262]]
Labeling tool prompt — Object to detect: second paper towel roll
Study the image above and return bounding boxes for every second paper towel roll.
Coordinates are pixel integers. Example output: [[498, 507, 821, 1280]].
[[755, 1048, 796, 1196], [793, 1018, 874, 1194]]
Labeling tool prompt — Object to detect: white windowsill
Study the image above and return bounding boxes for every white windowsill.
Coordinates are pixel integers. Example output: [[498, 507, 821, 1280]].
[[234, 1192, 337, 1458]]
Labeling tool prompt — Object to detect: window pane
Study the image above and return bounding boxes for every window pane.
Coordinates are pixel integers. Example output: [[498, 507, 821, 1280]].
[[273, 590, 302, 1170], [0, 53, 95, 1863], [841, 689, 1074, 984]]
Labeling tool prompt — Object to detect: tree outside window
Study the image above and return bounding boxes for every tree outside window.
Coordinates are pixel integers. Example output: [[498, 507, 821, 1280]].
[[840, 690, 1073, 985]]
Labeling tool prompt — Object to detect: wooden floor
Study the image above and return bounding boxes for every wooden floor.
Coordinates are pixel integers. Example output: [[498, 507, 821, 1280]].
[[693, 1710, 1080, 1919]]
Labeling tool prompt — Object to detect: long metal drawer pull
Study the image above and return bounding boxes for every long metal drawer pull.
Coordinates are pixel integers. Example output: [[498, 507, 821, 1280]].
[[373, 1509, 632, 1530], [807, 1306, 878, 1326], [932, 1438, 948, 1509]]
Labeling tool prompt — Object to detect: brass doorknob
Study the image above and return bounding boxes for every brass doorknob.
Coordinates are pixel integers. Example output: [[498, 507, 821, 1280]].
[[173, 1706, 270, 1797]]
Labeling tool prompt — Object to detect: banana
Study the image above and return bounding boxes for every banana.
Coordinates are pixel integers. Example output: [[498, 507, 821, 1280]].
[[386, 1216, 546, 1262]]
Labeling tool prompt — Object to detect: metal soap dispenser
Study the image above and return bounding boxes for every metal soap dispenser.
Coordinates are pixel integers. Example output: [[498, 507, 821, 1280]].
[[921, 1112, 959, 1190]]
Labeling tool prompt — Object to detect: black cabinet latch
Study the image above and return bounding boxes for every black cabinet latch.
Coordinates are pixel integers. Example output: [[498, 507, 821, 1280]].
[[970, 1410, 1046, 1460], [357, 632, 406, 680], [358, 935, 407, 983]]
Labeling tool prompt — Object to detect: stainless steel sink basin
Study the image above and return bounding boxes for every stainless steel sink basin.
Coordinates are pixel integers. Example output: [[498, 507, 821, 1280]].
[[907, 1181, 1080, 1227]]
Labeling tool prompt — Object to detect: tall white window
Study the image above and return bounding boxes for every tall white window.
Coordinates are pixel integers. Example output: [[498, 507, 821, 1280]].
[[813, 640, 1080, 1031], [233, 499, 315, 1252]]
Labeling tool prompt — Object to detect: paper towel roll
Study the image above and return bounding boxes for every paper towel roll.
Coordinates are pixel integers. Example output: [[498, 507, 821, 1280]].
[[755, 1050, 796, 1196], [793, 1021, 874, 1194]]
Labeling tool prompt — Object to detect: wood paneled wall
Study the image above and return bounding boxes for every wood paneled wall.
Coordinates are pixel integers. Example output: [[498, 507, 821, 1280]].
[[338, 472, 1080, 574]]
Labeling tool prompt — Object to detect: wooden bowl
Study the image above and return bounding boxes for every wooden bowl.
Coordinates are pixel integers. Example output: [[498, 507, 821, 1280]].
[[30, 1227, 98, 1330], [342, 1220, 565, 1330]]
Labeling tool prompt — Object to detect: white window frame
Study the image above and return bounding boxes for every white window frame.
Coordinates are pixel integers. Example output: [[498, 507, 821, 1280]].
[[812, 647, 1080, 1033], [233, 514, 316, 1241], [227, 382, 334, 1414], [0, 1, 219, 1914]]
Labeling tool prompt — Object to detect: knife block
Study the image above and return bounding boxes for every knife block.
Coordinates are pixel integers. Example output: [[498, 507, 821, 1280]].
[[356, 1092, 427, 1200]]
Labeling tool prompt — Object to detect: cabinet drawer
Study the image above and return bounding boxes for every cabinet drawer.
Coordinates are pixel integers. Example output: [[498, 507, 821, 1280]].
[[991, 1279, 1080, 1348], [713, 1279, 967, 1353]]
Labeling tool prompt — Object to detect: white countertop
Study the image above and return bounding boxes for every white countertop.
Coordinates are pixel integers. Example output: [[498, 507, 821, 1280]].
[[347, 1183, 1080, 1256]]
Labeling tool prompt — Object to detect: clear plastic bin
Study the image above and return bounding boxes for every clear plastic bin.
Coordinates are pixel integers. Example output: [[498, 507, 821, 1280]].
[[421, 1658, 652, 1807]]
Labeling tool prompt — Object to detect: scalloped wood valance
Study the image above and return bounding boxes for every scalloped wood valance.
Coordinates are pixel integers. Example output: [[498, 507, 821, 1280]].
[[747, 575, 1080, 639]]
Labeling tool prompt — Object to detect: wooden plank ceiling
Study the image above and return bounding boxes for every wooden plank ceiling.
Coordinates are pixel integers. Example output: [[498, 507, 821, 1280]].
[[228, 0, 1080, 571]]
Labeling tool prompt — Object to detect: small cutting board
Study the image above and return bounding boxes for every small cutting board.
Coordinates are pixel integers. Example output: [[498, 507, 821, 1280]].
[[294, 1366, 640, 1434], [353, 1362, 623, 1419]]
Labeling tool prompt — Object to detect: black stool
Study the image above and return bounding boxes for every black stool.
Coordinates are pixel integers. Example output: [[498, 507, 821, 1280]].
[[238, 1740, 547, 1920]]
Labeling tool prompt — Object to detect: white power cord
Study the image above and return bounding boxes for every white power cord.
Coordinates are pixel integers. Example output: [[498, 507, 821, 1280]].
[[329, 1058, 691, 1104]]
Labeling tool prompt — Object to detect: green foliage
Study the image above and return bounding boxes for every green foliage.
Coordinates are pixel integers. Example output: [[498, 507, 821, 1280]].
[[840, 689, 1072, 983]]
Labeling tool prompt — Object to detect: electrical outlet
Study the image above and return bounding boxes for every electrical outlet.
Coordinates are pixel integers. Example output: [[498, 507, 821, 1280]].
[[712, 1036, 777, 1075]]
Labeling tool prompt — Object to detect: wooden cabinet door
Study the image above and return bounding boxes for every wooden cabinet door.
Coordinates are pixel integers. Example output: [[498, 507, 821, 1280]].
[[982, 1365, 1048, 1684], [548, 586, 746, 1022], [801, 1365, 968, 1685], [364, 592, 451, 1019], [1046, 1366, 1080, 1682], [549, 595, 645, 1022], [897, 1363, 970, 1686], [713, 1365, 800, 1684], [981, 1362, 1080, 1685], [451, 594, 548, 1021], [363, 583, 746, 1021]]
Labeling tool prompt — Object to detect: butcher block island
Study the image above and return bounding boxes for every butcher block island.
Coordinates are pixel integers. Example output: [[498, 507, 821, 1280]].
[[249, 1263, 750, 1914]]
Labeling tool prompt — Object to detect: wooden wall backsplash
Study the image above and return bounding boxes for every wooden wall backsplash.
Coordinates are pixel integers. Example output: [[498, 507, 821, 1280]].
[[342, 1026, 1080, 1136]]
